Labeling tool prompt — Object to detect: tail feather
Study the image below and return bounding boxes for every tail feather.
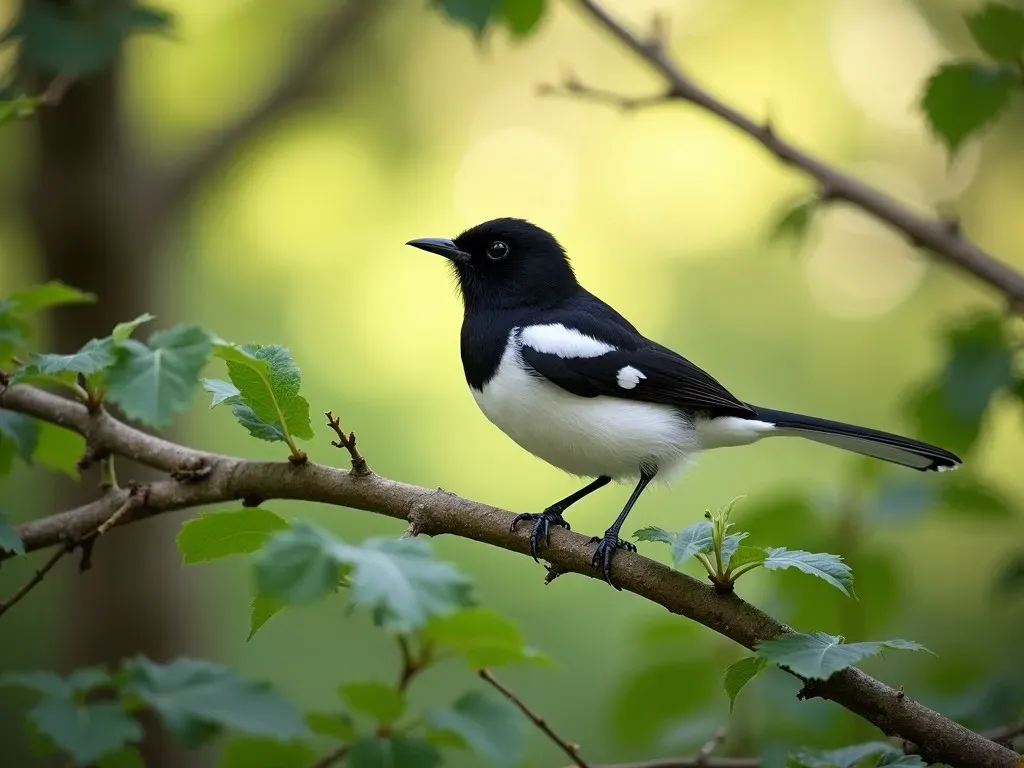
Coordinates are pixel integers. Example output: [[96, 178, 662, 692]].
[[750, 406, 962, 472]]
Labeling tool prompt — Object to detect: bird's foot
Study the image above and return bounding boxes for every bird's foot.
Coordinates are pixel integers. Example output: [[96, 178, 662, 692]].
[[589, 532, 637, 590], [510, 506, 570, 562]]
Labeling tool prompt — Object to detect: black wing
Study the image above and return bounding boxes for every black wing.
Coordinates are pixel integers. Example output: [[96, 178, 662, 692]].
[[518, 330, 755, 418]]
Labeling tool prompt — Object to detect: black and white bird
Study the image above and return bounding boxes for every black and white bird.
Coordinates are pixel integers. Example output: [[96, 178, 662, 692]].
[[406, 218, 961, 588]]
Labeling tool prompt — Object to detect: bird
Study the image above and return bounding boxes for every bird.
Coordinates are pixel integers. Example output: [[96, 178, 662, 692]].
[[406, 218, 961, 589]]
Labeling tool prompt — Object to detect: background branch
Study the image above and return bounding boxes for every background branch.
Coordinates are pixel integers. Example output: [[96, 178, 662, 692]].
[[0, 384, 1016, 768], [566, 0, 1024, 309], [155, 0, 380, 212]]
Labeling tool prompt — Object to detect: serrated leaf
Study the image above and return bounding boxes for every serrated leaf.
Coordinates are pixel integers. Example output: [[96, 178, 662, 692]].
[[771, 197, 818, 245], [790, 741, 925, 768], [762, 548, 854, 597], [967, 3, 1024, 61], [256, 524, 474, 631], [220, 343, 313, 443], [0, 509, 25, 555], [426, 691, 525, 768], [177, 509, 289, 564], [433, 0, 501, 34], [305, 711, 356, 741], [720, 531, 748, 566], [7, 281, 95, 312], [632, 526, 675, 545], [920, 62, 1014, 155], [106, 325, 213, 428], [32, 422, 85, 479], [30, 699, 141, 765], [672, 522, 714, 566], [219, 736, 315, 768], [723, 656, 767, 711], [248, 593, 286, 640], [755, 632, 929, 679], [420, 607, 545, 668], [16, 337, 116, 382], [122, 657, 305, 744], [727, 546, 767, 570], [112, 313, 155, 343], [203, 378, 241, 407], [498, 0, 545, 36], [339, 682, 405, 725], [346, 736, 441, 768]]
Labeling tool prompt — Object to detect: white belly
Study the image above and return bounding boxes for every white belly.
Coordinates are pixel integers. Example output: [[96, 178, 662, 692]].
[[469, 334, 697, 481]]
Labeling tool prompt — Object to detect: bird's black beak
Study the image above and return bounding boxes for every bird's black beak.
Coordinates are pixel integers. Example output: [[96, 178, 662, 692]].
[[405, 237, 471, 265]]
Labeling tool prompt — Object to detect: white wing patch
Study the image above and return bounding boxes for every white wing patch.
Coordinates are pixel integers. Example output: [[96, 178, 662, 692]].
[[520, 323, 615, 359], [616, 365, 646, 390]]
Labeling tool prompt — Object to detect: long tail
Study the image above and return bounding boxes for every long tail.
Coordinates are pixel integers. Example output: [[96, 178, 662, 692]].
[[750, 406, 962, 472]]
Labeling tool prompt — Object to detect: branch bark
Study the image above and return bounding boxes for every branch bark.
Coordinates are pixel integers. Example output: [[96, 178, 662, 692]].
[[564, 0, 1024, 309], [0, 383, 1018, 768], [155, 0, 380, 212]]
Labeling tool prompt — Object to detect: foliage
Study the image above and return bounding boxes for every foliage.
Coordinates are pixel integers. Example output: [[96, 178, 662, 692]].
[[754, 632, 930, 680]]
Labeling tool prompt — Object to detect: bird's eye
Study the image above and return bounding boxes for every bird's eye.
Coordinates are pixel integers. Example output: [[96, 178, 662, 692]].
[[486, 241, 509, 261]]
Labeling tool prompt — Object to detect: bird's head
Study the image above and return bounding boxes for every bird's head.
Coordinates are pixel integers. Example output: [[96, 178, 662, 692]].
[[406, 218, 578, 310]]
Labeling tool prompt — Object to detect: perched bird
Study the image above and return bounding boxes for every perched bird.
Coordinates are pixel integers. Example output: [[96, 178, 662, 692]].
[[406, 218, 961, 589]]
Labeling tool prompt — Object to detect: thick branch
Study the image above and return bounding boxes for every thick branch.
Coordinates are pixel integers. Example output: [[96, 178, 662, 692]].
[[566, 0, 1024, 309], [157, 0, 380, 211], [0, 384, 1017, 768]]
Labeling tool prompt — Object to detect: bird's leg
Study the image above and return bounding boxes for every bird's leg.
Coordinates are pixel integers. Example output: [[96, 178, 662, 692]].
[[511, 475, 611, 562], [591, 469, 655, 590]]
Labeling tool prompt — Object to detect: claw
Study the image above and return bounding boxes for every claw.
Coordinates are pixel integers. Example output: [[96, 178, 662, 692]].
[[510, 507, 570, 563], [590, 532, 634, 590]]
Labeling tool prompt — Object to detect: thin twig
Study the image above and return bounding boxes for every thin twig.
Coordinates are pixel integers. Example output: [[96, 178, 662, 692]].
[[566, 0, 1024, 308], [397, 635, 425, 691], [0, 542, 74, 619], [479, 668, 591, 768], [95, 491, 144, 537], [0, 383, 1017, 768], [325, 411, 370, 475], [308, 745, 348, 768], [582, 759, 759, 768]]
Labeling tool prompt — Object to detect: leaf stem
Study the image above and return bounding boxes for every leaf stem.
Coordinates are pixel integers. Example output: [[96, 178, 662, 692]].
[[727, 562, 763, 581], [99, 454, 117, 490], [694, 552, 717, 577]]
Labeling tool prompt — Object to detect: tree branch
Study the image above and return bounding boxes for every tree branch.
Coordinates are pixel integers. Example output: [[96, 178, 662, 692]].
[[0, 541, 74, 619], [0, 383, 1017, 768], [156, 0, 381, 211], [562, 0, 1024, 310], [479, 668, 591, 768]]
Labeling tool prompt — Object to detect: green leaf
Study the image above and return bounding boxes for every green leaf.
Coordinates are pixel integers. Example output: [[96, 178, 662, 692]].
[[32, 422, 85, 479], [755, 632, 929, 680], [790, 741, 925, 768], [632, 526, 675, 545], [432, 0, 501, 34], [177, 509, 289, 564], [0, 509, 25, 555], [203, 378, 242, 407], [106, 325, 213, 428], [498, 0, 545, 36], [219, 736, 315, 768], [122, 657, 305, 744], [421, 607, 545, 667], [346, 736, 441, 768], [248, 593, 286, 640], [0, 95, 40, 126], [118, 5, 175, 35], [1, 667, 109, 698], [967, 3, 1024, 61], [672, 521, 714, 566], [339, 682, 406, 725], [920, 62, 1014, 155], [0, 410, 39, 464], [762, 548, 854, 597], [30, 699, 141, 765], [426, 691, 525, 768], [727, 546, 767, 570], [16, 337, 116, 382], [770, 197, 818, 245], [112, 313, 156, 343], [723, 656, 767, 711], [256, 524, 474, 631], [218, 343, 313, 444], [720, 531, 748, 566], [305, 711, 356, 741], [97, 746, 145, 768], [6, 281, 95, 312]]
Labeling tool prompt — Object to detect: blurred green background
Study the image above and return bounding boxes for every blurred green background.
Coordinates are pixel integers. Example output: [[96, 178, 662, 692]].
[[1, 0, 1022, 765]]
